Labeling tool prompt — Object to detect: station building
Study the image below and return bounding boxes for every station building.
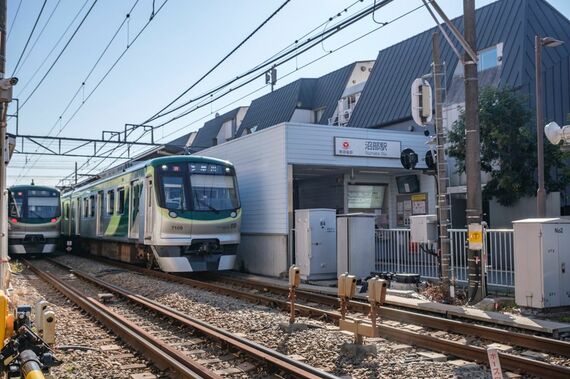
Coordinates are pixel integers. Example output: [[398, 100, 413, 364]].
[[150, 0, 570, 277]]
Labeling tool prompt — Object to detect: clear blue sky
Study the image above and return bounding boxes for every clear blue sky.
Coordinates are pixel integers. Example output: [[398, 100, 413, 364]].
[[6, 0, 570, 186]]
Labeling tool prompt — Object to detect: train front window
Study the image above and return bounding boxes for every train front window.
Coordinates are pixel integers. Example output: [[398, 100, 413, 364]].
[[189, 163, 239, 211], [161, 176, 186, 210], [8, 192, 23, 218], [28, 196, 59, 219]]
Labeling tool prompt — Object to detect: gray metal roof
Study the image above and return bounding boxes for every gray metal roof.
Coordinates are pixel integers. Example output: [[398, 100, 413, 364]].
[[236, 62, 357, 136], [348, 0, 570, 128], [191, 107, 243, 150], [168, 132, 194, 148]]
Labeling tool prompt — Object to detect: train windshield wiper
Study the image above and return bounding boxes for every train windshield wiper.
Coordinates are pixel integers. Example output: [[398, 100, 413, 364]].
[[194, 197, 219, 213]]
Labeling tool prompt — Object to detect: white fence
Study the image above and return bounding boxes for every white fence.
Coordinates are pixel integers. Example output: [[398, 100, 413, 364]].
[[375, 228, 515, 289]]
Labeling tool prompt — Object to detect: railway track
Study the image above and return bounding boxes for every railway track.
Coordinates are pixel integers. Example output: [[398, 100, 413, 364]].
[[62, 254, 570, 379], [24, 259, 338, 379]]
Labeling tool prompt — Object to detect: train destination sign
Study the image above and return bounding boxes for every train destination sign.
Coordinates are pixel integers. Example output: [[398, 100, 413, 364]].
[[334, 137, 401, 158]]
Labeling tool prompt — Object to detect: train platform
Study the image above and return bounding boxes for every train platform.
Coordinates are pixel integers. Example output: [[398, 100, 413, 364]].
[[224, 272, 570, 336]]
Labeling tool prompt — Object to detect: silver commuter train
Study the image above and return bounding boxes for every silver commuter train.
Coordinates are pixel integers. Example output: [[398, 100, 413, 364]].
[[61, 156, 241, 272], [8, 185, 61, 255]]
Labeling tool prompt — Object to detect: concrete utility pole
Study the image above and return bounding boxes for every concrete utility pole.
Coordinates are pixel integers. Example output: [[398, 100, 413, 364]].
[[432, 32, 451, 299], [0, 0, 7, 290], [463, 0, 484, 304]]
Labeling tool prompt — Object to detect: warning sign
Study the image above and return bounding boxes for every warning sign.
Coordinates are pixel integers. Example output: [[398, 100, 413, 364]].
[[487, 347, 503, 379], [468, 223, 483, 250]]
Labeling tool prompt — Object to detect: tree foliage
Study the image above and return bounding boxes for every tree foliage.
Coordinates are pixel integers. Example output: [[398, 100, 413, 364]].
[[447, 87, 569, 206]]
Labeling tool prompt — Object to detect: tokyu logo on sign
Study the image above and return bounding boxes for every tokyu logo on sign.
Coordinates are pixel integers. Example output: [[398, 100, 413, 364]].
[[334, 137, 401, 158]]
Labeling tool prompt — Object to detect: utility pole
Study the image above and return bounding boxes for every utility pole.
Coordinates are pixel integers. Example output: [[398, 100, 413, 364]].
[[0, 0, 7, 291], [463, 0, 484, 304], [535, 36, 546, 218], [432, 32, 451, 300]]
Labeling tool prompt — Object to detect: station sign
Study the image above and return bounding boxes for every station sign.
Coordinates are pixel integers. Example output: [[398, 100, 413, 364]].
[[334, 137, 401, 158]]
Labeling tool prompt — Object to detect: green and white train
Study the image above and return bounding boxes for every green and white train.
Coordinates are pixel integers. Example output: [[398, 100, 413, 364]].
[[61, 156, 241, 272]]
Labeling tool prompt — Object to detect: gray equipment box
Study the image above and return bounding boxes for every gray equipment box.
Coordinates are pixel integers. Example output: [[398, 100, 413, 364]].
[[410, 214, 437, 243], [513, 218, 570, 308], [337, 213, 375, 279], [294, 209, 337, 280]]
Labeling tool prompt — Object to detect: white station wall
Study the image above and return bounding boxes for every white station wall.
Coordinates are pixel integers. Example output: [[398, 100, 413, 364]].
[[197, 126, 289, 235]]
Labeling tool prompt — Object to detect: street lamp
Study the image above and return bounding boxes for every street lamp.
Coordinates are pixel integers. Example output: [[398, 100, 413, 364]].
[[536, 36, 564, 218]]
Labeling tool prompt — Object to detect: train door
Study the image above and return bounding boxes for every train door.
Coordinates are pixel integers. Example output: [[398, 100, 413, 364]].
[[96, 191, 103, 236], [129, 180, 142, 239], [144, 176, 153, 241]]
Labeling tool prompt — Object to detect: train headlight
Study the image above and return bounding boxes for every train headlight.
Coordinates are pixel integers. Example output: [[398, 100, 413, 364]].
[[169, 211, 178, 218], [230, 211, 237, 218]]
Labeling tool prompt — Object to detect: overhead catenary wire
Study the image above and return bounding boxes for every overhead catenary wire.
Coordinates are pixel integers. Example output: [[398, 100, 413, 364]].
[[69, 1, 424, 184], [16, 0, 167, 184], [143, 0, 292, 125], [7, 0, 23, 41], [143, 0, 374, 124], [19, 0, 99, 110], [63, 0, 399, 184], [11, 0, 48, 76], [15, 0, 63, 78], [15, 0, 141, 182], [15, 0, 90, 98]]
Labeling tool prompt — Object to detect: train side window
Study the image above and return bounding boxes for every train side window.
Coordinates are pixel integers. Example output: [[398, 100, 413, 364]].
[[90, 195, 95, 217], [117, 187, 125, 214], [83, 197, 89, 218], [107, 190, 115, 215]]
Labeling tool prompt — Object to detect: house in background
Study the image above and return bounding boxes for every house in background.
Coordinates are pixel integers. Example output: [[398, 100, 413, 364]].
[[190, 106, 249, 152], [347, 0, 570, 227], [235, 61, 374, 136]]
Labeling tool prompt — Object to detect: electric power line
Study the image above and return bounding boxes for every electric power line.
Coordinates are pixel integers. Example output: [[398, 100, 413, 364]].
[[72, 0, 423, 183], [15, 0, 90, 98], [16, 0, 165, 183], [63, 0, 396, 184], [143, 0, 393, 125], [15, 0, 62, 77], [11, 0, 48, 76], [19, 0, 99, 110], [7, 0, 23, 41], [143, 0, 291, 125]]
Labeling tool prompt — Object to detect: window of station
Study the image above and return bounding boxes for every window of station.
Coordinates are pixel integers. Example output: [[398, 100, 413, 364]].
[[107, 190, 115, 215], [117, 187, 126, 214]]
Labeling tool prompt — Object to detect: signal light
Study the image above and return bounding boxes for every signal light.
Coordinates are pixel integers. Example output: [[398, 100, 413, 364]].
[[425, 150, 437, 171], [50, 218, 57, 223], [10, 218, 17, 223], [400, 148, 418, 170]]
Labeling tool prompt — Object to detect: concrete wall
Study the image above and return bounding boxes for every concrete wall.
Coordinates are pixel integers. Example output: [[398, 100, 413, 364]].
[[489, 192, 561, 228], [238, 234, 288, 276], [346, 61, 375, 87]]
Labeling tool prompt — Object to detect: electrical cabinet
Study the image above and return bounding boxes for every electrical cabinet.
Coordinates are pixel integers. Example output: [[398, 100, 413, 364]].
[[410, 214, 437, 243], [337, 213, 375, 279], [513, 218, 570, 308], [294, 209, 337, 280]]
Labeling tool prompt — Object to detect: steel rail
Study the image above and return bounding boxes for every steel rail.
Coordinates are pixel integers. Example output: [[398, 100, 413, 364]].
[[66, 255, 570, 378], [45, 258, 338, 379], [23, 260, 216, 379], [214, 275, 570, 357], [76, 254, 570, 357]]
